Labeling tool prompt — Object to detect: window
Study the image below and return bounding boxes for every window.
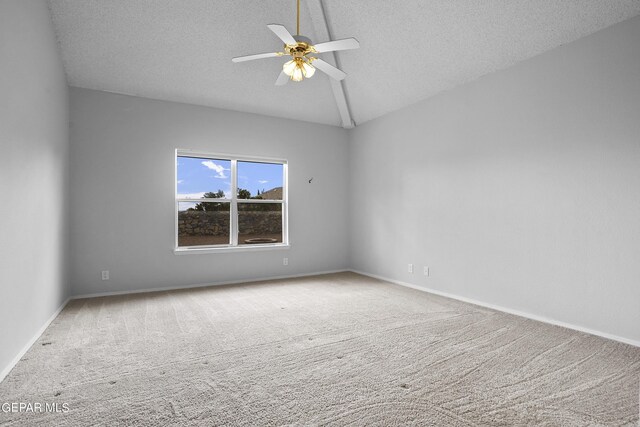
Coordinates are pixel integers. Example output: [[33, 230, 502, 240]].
[[175, 151, 288, 251]]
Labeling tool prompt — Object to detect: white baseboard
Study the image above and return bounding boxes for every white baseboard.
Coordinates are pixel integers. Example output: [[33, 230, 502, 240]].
[[0, 297, 71, 384], [350, 269, 640, 348], [71, 269, 350, 300]]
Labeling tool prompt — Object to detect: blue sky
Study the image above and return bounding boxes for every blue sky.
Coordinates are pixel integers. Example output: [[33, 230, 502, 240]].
[[177, 157, 283, 199]]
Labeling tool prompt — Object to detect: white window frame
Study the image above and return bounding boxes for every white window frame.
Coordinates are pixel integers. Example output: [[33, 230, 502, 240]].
[[174, 149, 289, 254]]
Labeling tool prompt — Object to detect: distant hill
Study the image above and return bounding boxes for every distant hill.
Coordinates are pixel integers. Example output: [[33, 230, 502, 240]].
[[258, 187, 282, 200]]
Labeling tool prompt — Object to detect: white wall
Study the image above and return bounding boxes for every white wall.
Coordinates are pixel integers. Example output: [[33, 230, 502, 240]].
[[69, 87, 349, 295], [349, 16, 640, 343], [0, 1, 69, 376]]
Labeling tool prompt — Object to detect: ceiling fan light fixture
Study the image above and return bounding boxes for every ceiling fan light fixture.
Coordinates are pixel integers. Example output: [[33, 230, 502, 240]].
[[284, 58, 314, 82], [291, 64, 304, 82], [282, 59, 297, 76], [302, 60, 315, 78]]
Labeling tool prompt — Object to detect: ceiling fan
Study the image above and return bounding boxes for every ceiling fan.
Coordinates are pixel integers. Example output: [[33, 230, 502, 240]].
[[231, 0, 359, 85]]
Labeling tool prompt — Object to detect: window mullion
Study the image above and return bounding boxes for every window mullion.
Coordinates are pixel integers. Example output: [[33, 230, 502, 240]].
[[236, 199, 283, 204], [176, 198, 232, 203], [283, 163, 288, 245], [230, 159, 238, 246]]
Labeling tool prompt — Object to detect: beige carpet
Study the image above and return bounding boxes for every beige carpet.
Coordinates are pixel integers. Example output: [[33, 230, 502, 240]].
[[1, 272, 638, 426]]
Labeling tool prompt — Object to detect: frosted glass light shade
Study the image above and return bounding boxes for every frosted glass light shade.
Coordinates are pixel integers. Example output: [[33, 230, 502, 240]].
[[291, 65, 304, 82], [283, 60, 297, 76], [302, 61, 315, 78]]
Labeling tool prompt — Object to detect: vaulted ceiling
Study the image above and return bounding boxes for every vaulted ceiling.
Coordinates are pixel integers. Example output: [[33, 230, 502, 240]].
[[48, 0, 640, 128]]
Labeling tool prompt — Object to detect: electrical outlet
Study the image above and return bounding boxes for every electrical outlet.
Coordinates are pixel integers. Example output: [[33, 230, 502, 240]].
[[101, 270, 109, 281], [424, 266, 429, 276], [408, 264, 413, 273], [283, 258, 289, 266]]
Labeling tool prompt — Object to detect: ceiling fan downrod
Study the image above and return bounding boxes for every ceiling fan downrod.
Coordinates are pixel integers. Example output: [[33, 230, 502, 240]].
[[296, 0, 300, 36]]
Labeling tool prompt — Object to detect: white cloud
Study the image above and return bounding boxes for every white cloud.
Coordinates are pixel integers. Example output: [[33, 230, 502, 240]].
[[176, 192, 206, 199], [177, 191, 233, 200], [201, 160, 228, 178], [258, 180, 268, 184], [177, 179, 185, 184]]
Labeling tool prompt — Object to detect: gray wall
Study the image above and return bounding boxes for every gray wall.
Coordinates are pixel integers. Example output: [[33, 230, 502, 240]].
[[68, 87, 349, 295], [348, 16, 640, 343], [0, 1, 69, 375]]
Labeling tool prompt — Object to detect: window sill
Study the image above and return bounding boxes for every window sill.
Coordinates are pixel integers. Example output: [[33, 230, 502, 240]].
[[174, 243, 290, 255]]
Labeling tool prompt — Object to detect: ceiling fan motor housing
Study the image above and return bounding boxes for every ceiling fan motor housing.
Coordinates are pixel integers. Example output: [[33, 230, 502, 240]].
[[293, 35, 312, 44], [285, 35, 315, 59]]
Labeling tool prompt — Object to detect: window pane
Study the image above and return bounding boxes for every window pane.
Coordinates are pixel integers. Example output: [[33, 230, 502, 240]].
[[177, 156, 231, 199], [237, 161, 283, 200], [238, 203, 283, 245], [178, 201, 230, 246]]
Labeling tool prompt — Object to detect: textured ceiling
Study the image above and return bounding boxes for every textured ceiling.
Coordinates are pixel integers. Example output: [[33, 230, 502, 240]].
[[48, 0, 640, 127]]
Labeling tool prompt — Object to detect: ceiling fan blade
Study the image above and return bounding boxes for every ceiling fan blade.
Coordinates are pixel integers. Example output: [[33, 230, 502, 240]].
[[232, 52, 281, 63], [275, 71, 290, 86], [313, 38, 360, 53], [311, 59, 347, 80], [267, 24, 297, 46]]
